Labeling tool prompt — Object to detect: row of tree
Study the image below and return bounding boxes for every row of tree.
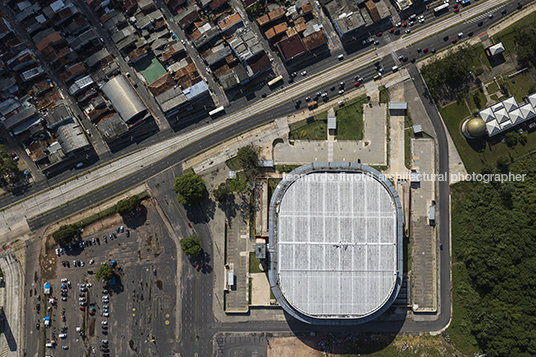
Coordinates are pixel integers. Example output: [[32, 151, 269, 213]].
[[52, 194, 145, 245], [451, 153, 536, 357], [173, 145, 260, 205]]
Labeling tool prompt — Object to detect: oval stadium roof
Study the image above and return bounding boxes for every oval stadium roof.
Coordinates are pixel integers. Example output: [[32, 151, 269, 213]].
[[268, 162, 403, 325]]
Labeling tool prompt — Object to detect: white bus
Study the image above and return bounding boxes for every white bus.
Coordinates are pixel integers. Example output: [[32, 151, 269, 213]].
[[433, 3, 449, 14], [208, 106, 225, 116], [267, 75, 283, 87]]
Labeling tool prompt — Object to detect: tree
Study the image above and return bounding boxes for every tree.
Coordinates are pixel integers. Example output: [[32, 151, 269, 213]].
[[236, 145, 259, 181], [95, 263, 115, 283], [519, 131, 528, 146], [496, 155, 510, 172], [52, 225, 79, 245], [0, 145, 20, 184], [115, 194, 143, 215], [505, 132, 518, 148], [228, 176, 248, 193], [213, 182, 229, 203], [180, 235, 202, 257], [173, 173, 206, 205]]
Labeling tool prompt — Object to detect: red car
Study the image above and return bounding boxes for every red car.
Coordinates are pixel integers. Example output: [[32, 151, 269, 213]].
[[453, 3, 458, 8], [80, 307, 85, 311], [423, 48, 429, 53], [389, 28, 395, 33], [402, 22, 408, 27], [376, 32, 382, 36], [452, 39, 458, 44], [354, 82, 360, 87], [454, 8, 459, 12]]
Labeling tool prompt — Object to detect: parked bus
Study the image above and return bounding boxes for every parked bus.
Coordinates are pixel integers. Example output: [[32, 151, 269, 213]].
[[208, 106, 225, 116], [433, 3, 449, 14], [267, 75, 283, 87]]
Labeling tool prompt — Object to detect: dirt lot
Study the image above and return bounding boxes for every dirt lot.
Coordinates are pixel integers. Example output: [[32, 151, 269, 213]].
[[268, 336, 323, 357], [267, 333, 464, 357]]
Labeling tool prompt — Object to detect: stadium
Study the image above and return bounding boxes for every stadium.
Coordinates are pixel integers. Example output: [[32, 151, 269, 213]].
[[268, 162, 403, 324]]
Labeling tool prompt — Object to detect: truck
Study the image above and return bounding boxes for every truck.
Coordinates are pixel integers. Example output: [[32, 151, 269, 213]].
[[308, 101, 318, 109], [44, 316, 50, 327]]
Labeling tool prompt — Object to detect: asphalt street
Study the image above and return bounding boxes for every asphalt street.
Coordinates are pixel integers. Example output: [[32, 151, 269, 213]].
[[8, 0, 534, 355]]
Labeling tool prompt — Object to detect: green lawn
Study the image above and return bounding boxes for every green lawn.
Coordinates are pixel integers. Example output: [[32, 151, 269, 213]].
[[491, 11, 536, 55], [486, 81, 499, 94], [469, 44, 491, 70], [379, 85, 389, 104], [439, 98, 536, 173], [249, 252, 263, 273], [499, 69, 536, 102], [335, 96, 369, 140], [289, 118, 327, 141], [466, 89, 487, 114], [135, 53, 167, 84]]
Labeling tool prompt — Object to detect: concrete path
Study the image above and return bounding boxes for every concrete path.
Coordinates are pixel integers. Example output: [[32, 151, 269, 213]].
[[384, 83, 408, 179]]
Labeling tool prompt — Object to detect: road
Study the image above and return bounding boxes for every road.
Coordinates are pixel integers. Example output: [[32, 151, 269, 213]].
[[7, 0, 534, 354]]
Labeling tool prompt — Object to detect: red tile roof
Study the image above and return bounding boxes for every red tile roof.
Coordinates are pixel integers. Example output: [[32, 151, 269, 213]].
[[302, 28, 328, 51], [36, 31, 63, 52], [277, 34, 306, 61]]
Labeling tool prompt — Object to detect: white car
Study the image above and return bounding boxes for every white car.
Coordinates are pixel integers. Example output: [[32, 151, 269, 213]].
[[61, 278, 67, 282], [101, 321, 108, 325], [79, 298, 85, 301], [80, 284, 86, 288], [87, 283, 92, 287], [338, 89, 345, 94], [300, 71, 307, 76], [103, 312, 109, 317], [419, 18, 425, 23], [458, 32, 463, 38], [80, 261, 84, 267], [59, 333, 67, 338], [55, 248, 60, 256], [89, 259, 94, 265], [102, 296, 109, 300]]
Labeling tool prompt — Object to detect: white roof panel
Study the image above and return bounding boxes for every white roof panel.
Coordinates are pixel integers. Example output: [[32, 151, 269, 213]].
[[277, 171, 398, 317], [486, 119, 501, 136], [480, 107, 495, 122]]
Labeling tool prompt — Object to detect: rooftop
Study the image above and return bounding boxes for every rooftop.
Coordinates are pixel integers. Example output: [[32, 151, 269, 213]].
[[269, 163, 403, 324]]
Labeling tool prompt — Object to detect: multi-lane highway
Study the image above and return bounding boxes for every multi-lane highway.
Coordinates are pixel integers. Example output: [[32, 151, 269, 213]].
[[8, 0, 535, 354]]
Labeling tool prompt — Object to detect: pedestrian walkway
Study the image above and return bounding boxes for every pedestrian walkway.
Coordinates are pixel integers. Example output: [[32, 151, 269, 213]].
[[384, 83, 409, 178], [410, 138, 437, 313]]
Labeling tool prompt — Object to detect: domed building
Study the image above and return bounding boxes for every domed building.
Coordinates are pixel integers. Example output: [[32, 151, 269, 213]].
[[462, 118, 487, 139]]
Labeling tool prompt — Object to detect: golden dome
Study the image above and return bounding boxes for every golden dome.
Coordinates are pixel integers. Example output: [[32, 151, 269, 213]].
[[466, 118, 487, 138]]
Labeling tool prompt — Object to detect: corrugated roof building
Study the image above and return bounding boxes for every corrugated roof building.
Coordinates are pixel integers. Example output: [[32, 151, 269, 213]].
[[101, 75, 147, 124]]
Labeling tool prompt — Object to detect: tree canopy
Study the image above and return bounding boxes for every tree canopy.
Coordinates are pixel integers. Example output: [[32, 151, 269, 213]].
[[173, 173, 206, 206], [451, 152, 536, 357], [180, 235, 202, 257], [213, 182, 229, 203], [52, 225, 79, 245], [95, 263, 115, 283], [0, 145, 20, 184], [513, 26, 536, 66], [236, 145, 260, 181], [115, 194, 143, 215]]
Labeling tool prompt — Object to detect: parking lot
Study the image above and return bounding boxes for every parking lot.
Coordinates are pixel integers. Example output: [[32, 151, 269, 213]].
[[38, 201, 178, 356]]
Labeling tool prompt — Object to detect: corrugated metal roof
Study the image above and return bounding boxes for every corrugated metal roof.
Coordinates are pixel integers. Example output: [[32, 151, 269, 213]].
[[101, 75, 147, 123]]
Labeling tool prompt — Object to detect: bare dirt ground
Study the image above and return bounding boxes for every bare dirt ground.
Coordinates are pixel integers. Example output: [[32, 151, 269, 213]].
[[267, 333, 465, 357], [268, 336, 323, 357]]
